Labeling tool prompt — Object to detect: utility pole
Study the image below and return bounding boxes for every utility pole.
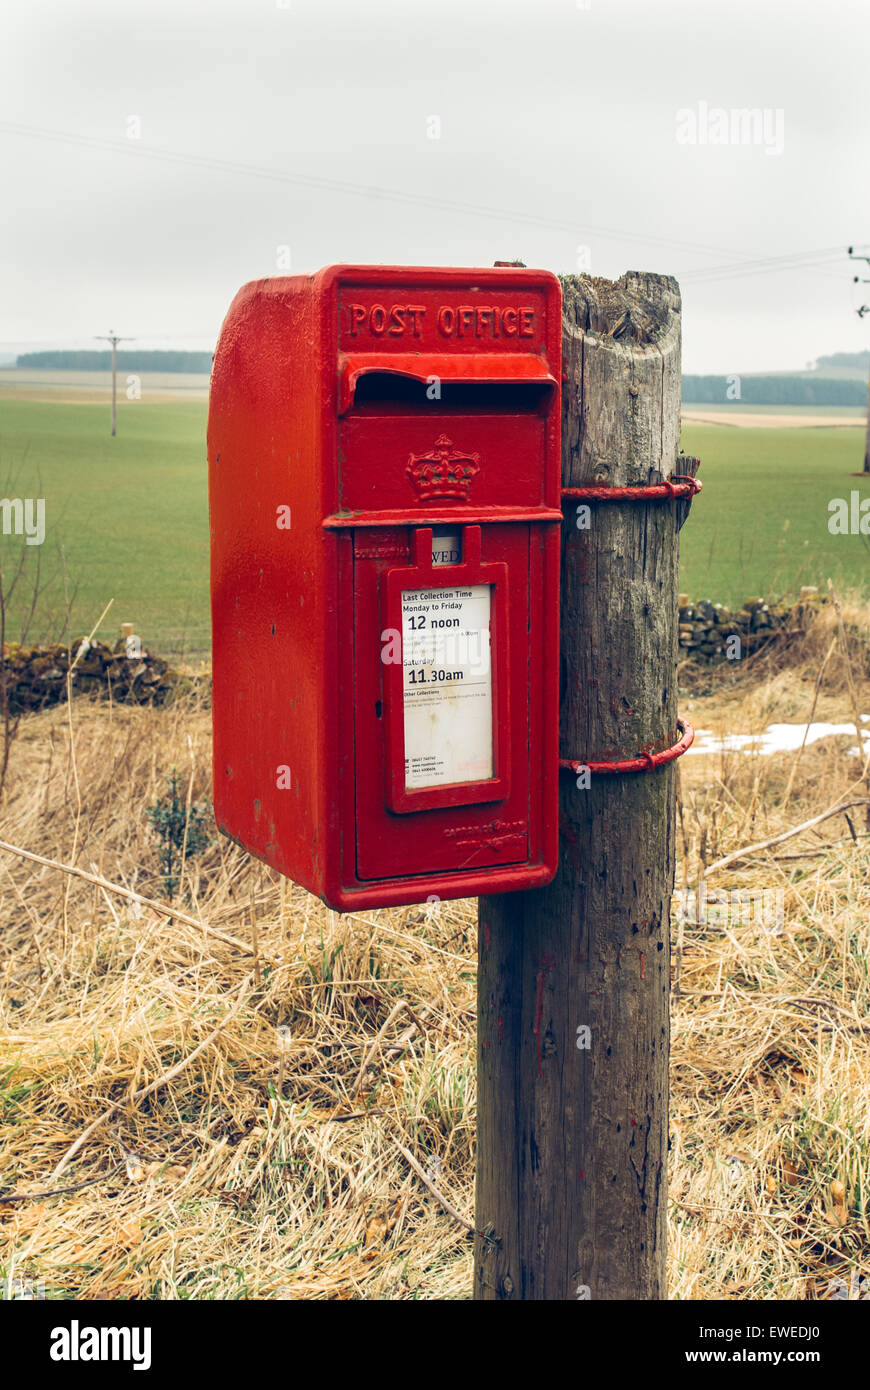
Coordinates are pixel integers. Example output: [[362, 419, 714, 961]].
[[847, 248, 870, 474], [94, 330, 134, 437]]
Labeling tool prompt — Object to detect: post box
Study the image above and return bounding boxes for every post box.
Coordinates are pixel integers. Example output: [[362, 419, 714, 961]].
[[208, 264, 561, 910]]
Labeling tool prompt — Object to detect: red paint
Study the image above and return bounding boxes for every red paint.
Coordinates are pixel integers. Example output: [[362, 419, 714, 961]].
[[640, 951, 646, 980], [533, 955, 556, 1076], [497, 1016, 504, 1043], [560, 717, 695, 777], [562, 475, 702, 503], [209, 265, 562, 910]]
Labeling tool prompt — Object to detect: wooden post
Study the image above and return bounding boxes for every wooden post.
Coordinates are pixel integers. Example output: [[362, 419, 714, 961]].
[[475, 272, 693, 1301]]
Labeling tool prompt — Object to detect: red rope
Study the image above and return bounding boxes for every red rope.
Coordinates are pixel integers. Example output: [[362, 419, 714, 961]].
[[562, 474, 702, 502], [560, 717, 695, 776]]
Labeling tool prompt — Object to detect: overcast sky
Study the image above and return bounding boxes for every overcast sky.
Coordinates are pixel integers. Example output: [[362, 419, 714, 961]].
[[1, 0, 868, 373]]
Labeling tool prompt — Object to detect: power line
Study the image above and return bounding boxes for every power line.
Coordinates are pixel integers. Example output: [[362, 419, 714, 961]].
[[0, 118, 766, 266], [0, 120, 853, 307], [680, 247, 845, 284]]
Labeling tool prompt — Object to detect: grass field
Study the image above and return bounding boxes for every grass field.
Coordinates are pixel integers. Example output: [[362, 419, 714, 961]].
[[679, 422, 868, 609], [0, 400, 210, 657], [0, 393, 867, 659]]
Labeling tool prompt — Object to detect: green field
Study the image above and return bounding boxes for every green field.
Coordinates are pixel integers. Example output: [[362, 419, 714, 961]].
[[679, 423, 868, 608], [0, 400, 210, 656], [0, 399, 866, 659]]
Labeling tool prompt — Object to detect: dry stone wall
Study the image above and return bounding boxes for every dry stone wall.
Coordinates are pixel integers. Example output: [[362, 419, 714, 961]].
[[678, 587, 824, 662], [2, 638, 173, 713]]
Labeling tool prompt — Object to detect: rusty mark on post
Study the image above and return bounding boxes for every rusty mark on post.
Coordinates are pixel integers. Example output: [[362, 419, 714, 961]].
[[533, 955, 556, 1076]]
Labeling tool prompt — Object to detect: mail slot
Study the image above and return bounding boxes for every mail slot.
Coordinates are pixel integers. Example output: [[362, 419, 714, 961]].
[[208, 264, 561, 910]]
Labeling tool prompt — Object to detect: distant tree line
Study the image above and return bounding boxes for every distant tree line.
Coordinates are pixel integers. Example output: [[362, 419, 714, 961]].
[[16, 349, 870, 399], [815, 351, 869, 371], [16, 350, 213, 373], [682, 375, 867, 406]]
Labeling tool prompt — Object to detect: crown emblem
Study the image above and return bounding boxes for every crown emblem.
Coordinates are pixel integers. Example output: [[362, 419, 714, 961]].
[[406, 434, 480, 501]]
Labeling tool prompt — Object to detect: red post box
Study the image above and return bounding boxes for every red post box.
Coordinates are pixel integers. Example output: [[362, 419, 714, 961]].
[[208, 264, 561, 910]]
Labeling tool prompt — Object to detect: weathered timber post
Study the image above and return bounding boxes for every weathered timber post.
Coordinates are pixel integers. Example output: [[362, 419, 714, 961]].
[[475, 272, 696, 1301]]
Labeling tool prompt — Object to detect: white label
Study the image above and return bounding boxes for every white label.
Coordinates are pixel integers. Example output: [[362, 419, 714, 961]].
[[431, 529, 461, 567], [401, 585, 493, 788]]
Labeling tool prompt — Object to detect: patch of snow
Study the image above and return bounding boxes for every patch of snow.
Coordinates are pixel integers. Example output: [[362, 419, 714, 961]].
[[688, 716, 870, 758]]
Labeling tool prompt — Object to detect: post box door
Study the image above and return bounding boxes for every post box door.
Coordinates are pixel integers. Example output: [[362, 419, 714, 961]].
[[352, 521, 537, 882]]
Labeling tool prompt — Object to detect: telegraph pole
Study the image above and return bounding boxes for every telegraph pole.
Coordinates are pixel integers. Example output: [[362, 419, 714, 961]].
[[95, 330, 134, 437], [847, 248, 870, 473]]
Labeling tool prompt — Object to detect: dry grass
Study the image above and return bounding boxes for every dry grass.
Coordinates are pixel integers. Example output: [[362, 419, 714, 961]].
[[671, 594, 870, 1300], [1, 600, 869, 1300]]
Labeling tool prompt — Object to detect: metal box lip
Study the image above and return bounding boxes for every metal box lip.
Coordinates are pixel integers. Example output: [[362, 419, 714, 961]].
[[324, 860, 558, 913], [314, 262, 563, 292], [338, 350, 557, 413]]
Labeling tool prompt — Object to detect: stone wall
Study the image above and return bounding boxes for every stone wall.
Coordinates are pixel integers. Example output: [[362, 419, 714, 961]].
[[678, 587, 824, 662], [1, 637, 173, 713]]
